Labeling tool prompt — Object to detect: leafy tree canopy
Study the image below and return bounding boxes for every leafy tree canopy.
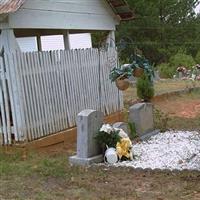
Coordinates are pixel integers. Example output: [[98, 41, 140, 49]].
[[116, 0, 200, 65]]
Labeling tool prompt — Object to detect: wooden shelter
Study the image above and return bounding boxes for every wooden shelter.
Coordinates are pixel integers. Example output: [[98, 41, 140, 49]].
[[0, 0, 134, 52], [0, 0, 134, 145]]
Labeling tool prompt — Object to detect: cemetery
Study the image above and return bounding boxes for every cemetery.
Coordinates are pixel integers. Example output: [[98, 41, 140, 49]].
[[1, 0, 200, 199], [1, 80, 200, 199]]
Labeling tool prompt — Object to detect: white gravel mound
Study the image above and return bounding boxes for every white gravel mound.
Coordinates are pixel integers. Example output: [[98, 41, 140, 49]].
[[114, 131, 200, 171]]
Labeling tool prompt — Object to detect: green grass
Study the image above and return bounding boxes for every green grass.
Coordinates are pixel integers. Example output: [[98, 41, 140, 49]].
[[1, 80, 200, 200], [123, 79, 200, 107]]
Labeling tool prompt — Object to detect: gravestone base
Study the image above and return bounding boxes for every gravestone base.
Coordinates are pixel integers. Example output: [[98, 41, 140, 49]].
[[140, 129, 160, 141], [69, 154, 103, 166]]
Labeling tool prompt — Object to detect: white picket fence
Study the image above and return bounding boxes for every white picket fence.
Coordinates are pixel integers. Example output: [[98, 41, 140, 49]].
[[0, 48, 123, 144]]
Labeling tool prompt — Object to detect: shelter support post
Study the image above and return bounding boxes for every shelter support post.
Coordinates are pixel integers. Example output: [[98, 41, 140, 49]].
[[106, 30, 115, 48], [63, 30, 71, 50], [0, 26, 20, 54], [36, 35, 42, 51]]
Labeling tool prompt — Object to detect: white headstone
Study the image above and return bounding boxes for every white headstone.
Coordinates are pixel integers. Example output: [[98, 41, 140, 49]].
[[69, 109, 104, 165], [129, 103, 154, 137]]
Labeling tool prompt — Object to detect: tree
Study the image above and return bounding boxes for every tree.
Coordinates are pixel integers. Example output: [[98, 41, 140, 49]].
[[116, 0, 200, 65]]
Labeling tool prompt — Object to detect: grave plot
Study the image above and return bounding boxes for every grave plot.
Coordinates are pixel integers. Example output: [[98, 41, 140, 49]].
[[70, 92, 200, 171], [114, 130, 200, 171]]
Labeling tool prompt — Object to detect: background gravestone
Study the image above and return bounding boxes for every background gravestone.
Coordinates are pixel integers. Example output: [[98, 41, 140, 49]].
[[69, 109, 104, 165], [129, 103, 154, 137], [113, 122, 129, 136]]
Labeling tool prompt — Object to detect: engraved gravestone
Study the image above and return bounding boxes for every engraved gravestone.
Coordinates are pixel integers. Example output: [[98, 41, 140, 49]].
[[69, 109, 104, 165], [129, 103, 154, 137]]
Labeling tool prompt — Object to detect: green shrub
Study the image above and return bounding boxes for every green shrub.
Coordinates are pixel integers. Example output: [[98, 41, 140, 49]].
[[154, 108, 170, 132], [157, 63, 175, 78], [136, 73, 154, 102], [195, 50, 200, 64], [169, 51, 195, 69], [127, 122, 138, 140]]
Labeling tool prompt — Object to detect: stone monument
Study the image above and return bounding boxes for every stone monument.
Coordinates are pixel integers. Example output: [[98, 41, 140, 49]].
[[129, 103, 154, 139], [69, 109, 104, 165]]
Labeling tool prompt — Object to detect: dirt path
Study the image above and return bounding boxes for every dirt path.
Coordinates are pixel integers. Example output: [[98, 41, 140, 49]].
[[156, 99, 200, 118]]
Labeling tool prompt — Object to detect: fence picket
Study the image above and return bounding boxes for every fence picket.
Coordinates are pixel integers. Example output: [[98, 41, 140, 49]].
[[0, 48, 123, 144]]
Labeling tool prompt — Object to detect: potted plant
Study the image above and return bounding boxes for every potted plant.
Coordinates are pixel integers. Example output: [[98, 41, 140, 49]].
[[109, 64, 133, 91], [136, 73, 154, 102], [130, 54, 155, 78]]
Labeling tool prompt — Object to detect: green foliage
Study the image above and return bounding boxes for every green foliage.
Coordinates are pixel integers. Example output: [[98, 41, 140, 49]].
[[116, 0, 200, 65], [154, 108, 170, 132], [157, 63, 175, 78], [195, 50, 200, 64], [109, 65, 133, 82], [128, 122, 138, 139], [91, 31, 109, 48], [157, 51, 196, 78], [169, 51, 195, 69], [136, 73, 154, 101], [109, 54, 154, 82], [95, 130, 121, 148]]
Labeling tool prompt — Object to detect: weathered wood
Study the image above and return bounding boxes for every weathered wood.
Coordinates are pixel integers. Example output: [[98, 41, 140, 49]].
[[8, 0, 119, 30], [1, 48, 123, 144], [21, 111, 124, 150]]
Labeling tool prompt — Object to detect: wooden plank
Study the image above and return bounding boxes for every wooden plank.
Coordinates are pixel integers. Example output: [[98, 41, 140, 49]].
[[13, 52, 29, 142], [45, 52, 59, 132], [51, 51, 63, 131], [22, 0, 110, 15], [59, 50, 70, 127], [29, 52, 45, 138], [1, 56, 12, 144], [21, 111, 124, 150], [39, 51, 54, 134], [17, 52, 32, 141], [33, 52, 49, 136], [0, 57, 8, 144], [20, 52, 35, 141], [25, 52, 40, 140], [6, 53, 23, 142], [67, 50, 80, 119], [63, 50, 76, 125], [9, 9, 117, 30]]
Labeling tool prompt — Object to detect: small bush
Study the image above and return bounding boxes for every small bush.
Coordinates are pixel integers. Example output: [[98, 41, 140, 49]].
[[136, 73, 154, 102], [195, 50, 200, 64], [127, 122, 138, 140], [157, 63, 175, 78], [169, 51, 195, 69], [154, 108, 170, 132]]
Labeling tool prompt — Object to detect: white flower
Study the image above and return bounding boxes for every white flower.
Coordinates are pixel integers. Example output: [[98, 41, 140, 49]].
[[114, 128, 128, 138], [191, 74, 196, 80], [100, 124, 114, 134]]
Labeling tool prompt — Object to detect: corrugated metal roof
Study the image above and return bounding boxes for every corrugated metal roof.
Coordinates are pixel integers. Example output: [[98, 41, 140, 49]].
[[0, 0, 25, 14], [0, 0, 134, 21], [106, 0, 134, 20]]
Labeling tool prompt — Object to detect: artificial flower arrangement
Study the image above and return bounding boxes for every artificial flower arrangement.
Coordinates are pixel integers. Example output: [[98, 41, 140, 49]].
[[176, 66, 187, 73], [178, 65, 200, 80], [109, 54, 154, 91], [95, 124, 133, 163]]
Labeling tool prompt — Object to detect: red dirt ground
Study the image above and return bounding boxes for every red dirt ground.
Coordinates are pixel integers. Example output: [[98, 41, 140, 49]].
[[154, 99, 200, 119]]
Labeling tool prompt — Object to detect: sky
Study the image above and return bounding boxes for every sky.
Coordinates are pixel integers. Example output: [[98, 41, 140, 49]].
[[195, 3, 200, 13]]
